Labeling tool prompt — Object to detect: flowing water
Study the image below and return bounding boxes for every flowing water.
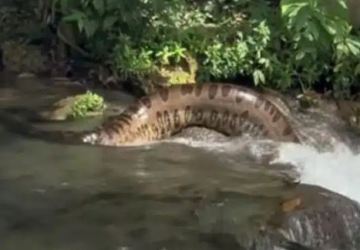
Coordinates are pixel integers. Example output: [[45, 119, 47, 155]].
[[0, 73, 359, 250]]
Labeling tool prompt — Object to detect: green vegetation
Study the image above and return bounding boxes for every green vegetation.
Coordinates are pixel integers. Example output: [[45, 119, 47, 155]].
[[48, 0, 360, 96], [69, 91, 106, 119]]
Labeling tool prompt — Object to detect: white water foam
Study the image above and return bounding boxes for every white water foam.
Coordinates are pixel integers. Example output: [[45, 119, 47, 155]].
[[272, 142, 360, 204], [169, 135, 360, 204]]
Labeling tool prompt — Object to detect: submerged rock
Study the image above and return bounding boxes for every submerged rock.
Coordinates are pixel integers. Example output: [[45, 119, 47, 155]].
[[36, 94, 102, 121], [195, 184, 360, 250]]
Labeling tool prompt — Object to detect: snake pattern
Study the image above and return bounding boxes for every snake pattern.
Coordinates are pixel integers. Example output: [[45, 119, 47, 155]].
[[80, 83, 300, 146], [0, 83, 300, 146]]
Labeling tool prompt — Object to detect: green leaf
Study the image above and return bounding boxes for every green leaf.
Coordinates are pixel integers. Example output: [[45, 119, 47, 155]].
[[106, 0, 119, 10], [93, 0, 105, 15], [355, 64, 360, 75], [321, 0, 348, 21], [292, 7, 309, 31], [253, 69, 265, 85], [334, 62, 343, 73], [83, 19, 98, 38], [63, 10, 85, 22], [258, 58, 270, 67], [295, 51, 305, 61], [346, 38, 360, 56], [281, 1, 308, 18], [306, 20, 319, 41], [103, 16, 117, 30], [77, 19, 84, 33]]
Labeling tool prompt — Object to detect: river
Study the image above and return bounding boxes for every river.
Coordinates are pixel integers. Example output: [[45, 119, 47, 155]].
[[0, 73, 359, 250]]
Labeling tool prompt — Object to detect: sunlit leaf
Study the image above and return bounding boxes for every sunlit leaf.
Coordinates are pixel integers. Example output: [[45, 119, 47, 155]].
[[281, 0, 308, 17], [295, 51, 305, 61], [355, 64, 360, 75], [346, 38, 360, 56], [253, 69, 265, 85]]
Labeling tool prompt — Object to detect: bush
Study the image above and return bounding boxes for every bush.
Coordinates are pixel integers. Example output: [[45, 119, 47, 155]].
[[53, 0, 360, 97], [280, 0, 360, 96]]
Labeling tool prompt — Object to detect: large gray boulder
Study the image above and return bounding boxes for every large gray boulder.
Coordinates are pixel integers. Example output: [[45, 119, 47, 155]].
[[196, 184, 360, 250]]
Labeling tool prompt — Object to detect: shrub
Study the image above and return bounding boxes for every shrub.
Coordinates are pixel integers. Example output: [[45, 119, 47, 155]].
[[52, 0, 360, 97]]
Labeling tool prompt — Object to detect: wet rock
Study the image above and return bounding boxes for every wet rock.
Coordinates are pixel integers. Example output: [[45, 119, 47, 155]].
[[34, 87, 136, 122], [195, 184, 360, 250], [199, 232, 246, 250], [0, 74, 135, 125], [36, 94, 101, 121], [270, 185, 360, 250], [2, 40, 50, 75], [335, 100, 360, 133], [296, 91, 323, 110], [17, 72, 36, 78]]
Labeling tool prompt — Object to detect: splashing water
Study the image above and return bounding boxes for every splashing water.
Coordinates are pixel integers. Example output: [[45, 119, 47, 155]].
[[272, 142, 360, 204], [170, 132, 360, 205], [169, 97, 360, 205]]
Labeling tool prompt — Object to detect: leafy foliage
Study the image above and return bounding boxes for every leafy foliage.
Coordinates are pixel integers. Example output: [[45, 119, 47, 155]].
[[52, 0, 360, 97], [70, 91, 105, 119], [280, 0, 360, 96]]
